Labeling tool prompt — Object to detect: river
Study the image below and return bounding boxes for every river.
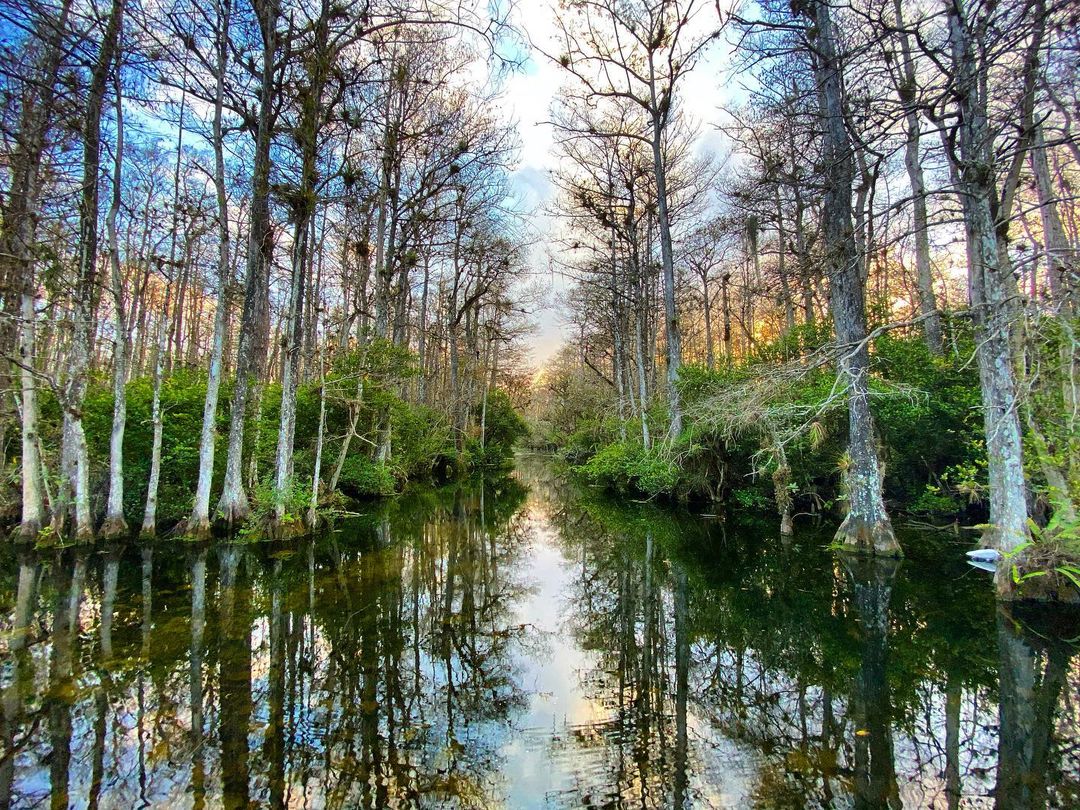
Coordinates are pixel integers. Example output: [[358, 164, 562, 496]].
[[1, 455, 1077, 808]]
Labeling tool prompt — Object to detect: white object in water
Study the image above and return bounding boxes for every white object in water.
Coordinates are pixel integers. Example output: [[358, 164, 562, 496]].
[[965, 548, 1002, 563]]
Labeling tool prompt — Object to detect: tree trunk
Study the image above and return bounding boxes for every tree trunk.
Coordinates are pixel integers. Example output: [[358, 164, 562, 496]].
[[702, 271, 715, 370], [775, 187, 796, 335], [140, 284, 171, 537], [449, 199, 464, 450], [185, 0, 231, 538], [810, 0, 899, 555], [17, 290, 45, 538], [101, 59, 128, 539], [2, 2, 74, 538], [308, 336, 326, 528], [216, 0, 276, 527], [418, 248, 431, 402], [329, 374, 364, 494], [946, 0, 1029, 594], [167, 253, 188, 373], [1030, 121, 1075, 310], [272, 216, 308, 527], [771, 428, 794, 536], [893, 0, 943, 354], [721, 274, 733, 364], [272, 26, 329, 528], [142, 87, 189, 538], [62, 0, 125, 541], [648, 74, 683, 439]]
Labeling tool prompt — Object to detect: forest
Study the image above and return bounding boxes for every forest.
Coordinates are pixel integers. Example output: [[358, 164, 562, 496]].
[[0, 0, 1077, 603]]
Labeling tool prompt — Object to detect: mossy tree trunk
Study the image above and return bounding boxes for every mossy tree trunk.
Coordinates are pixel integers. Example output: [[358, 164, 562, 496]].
[[808, 0, 899, 556]]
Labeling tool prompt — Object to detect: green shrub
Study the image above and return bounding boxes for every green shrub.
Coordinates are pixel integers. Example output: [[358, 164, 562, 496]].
[[81, 369, 226, 525], [630, 450, 680, 495], [731, 487, 770, 511], [579, 441, 638, 492], [562, 419, 610, 463], [870, 332, 982, 511], [579, 441, 679, 498], [910, 484, 963, 516], [472, 389, 529, 469], [389, 399, 456, 479], [238, 475, 311, 537], [337, 455, 397, 497]]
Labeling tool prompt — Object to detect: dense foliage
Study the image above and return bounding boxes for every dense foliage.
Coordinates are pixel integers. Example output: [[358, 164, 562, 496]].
[[543, 328, 990, 525], [7, 343, 528, 529]]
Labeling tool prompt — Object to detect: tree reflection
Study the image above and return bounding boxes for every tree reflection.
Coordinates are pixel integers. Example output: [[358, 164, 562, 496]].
[[843, 556, 901, 810], [0, 552, 38, 809], [545, 478, 1080, 808], [995, 607, 1078, 809], [88, 545, 120, 810], [0, 469, 1078, 807], [189, 547, 207, 809], [546, 495, 692, 807], [218, 544, 252, 810], [48, 550, 86, 810], [672, 562, 689, 810]]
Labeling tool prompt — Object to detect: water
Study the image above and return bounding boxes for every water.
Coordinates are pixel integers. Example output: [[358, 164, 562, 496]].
[[1, 456, 1078, 809]]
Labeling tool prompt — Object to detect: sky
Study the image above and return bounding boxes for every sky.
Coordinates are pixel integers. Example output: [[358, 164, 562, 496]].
[[497, 0, 739, 371]]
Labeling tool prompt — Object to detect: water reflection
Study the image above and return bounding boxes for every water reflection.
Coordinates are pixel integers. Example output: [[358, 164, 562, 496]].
[[843, 557, 900, 810], [0, 460, 1078, 808], [995, 609, 1078, 809]]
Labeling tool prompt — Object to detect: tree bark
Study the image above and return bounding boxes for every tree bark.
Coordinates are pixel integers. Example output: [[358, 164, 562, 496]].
[[140, 281, 171, 537], [1, 1, 74, 538], [185, 0, 232, 538], [810, 0, 899, 555], [141, 86, 188, 538], [893, 0, 943, 353], [417, 245, 431, 402], [1030, 121, 1075, 310], [308, 335, 326, 528], [946, 0, 1029, 593], [648, 67, 683, 439], [62, 0, 125, 541], [17, 292, 44, 538], [216, 0, 277, 526], [101, 55, 129, 539], [272, 215, 308, 527], [775, 187, 796, 335]]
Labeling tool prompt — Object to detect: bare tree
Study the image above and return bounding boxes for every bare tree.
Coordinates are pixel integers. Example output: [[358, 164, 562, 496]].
[[548, 0, 723, 439], [0, 0, 75, 537], [101, 35, 128, 538], [58, 0, 125, 541]]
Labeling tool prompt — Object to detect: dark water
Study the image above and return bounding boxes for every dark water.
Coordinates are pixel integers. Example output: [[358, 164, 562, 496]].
[[1, 457, 1078, 809]]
